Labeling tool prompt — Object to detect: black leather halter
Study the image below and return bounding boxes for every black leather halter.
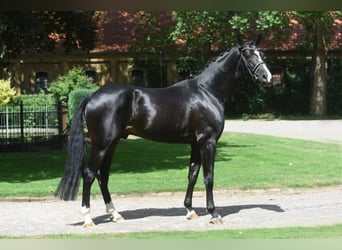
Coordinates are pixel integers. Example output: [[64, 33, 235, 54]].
[[237, 47, 266, 81]]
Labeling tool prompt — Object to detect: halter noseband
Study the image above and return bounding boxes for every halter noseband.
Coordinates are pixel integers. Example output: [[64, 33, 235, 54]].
[[237, 47, 266, 81]]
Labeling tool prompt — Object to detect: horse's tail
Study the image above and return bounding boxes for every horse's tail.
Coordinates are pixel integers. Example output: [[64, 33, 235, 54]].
[[55, 97, 89, 201]]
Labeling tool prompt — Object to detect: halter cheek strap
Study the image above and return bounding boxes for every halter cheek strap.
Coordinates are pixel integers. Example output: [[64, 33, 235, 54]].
[[237, 48, 265, 81], [251, 61, 266, 77]]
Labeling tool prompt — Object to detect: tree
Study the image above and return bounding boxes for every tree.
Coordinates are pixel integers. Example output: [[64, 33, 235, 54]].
[[228, 11, 341, 116], [0, 11, 98, 60], [169, 11, 237, 74], [131, 11, 341, 116], [291, 11, 341, 116], [132, 11, 289, 75]]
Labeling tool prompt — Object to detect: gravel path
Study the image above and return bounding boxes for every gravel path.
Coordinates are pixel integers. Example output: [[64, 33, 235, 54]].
[[0, 120, 341, 237], [0, 186, 342, 237]]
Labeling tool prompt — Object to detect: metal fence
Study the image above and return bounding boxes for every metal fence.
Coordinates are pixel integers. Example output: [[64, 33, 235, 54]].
[[0, 101, 67, 150]]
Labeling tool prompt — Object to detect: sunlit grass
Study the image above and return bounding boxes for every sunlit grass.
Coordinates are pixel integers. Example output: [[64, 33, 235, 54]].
[[0, 132, 341, 197], [4, 224, 342, 239]]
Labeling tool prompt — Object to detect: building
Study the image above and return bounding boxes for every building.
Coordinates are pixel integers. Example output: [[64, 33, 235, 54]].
[[1, 11, 341, 95], [0, 11, 177, 95]]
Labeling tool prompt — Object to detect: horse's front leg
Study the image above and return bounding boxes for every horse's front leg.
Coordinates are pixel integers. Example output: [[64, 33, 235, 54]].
[[184, 143, 201, 220], [201, 139, 223, 224]]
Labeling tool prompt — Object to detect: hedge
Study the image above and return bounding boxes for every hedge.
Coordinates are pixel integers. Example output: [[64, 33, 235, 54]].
[[68, 89, 96, 122]]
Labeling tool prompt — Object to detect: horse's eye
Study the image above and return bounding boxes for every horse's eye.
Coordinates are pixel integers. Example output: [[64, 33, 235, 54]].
[[243, 50, 252, 57]]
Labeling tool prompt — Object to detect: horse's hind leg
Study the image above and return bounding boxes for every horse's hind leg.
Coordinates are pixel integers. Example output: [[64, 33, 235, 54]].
[[97, 142, 124, 222], [81, 173, 96, 228], [81, 148, 105, 227]]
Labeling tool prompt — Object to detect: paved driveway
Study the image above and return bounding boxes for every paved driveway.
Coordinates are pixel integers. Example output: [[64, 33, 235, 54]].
[[0, 186, 341, 237], [224, 119, 342, 143]]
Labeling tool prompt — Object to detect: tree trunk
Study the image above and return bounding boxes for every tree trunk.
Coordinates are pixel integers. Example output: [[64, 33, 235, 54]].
[[310, 20, 327, 116]]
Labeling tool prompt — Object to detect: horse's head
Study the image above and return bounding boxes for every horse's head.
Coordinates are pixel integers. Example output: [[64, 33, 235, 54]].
[[237, 35, 272, 85]]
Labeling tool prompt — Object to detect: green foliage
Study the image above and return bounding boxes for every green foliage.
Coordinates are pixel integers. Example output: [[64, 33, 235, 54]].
[[327, 59, 342, 115], [48, 67, 98, 103], [1, 94, 57, 134], [170, 11, 236, 73], [0, 79, 15, 105], [0, 11, 97, 59], [256, 11, 287, 30], [130, 12, 175, 54], [168, 11, 289, 73], [68, 89, 95, 120], [13, 94, 55, 107], [131, 11, 341, 116], [229, 13, 250, 32], [227, 79, 268, 115], [290, 11, 341, 50], [241, 113, 276, 121], [227, 58, 312, 116]]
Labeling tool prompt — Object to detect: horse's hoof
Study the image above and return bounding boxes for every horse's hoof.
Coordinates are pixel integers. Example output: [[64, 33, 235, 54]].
[[83, 221, 96, 228], [186, 210, 199, 220], [210, 216, 224, 224], [113, 214, 125, 222]]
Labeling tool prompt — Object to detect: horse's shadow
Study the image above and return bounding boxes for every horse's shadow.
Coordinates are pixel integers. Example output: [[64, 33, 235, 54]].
[[70, 204, 284, 226]]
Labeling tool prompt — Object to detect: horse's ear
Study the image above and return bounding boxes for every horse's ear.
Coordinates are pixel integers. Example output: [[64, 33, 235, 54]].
[[256, 34, 262, 46], [237, 32, 243, 45]]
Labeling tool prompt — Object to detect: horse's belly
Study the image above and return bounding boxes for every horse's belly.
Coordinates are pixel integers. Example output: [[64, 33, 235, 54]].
[[124, 125, 193, 144]]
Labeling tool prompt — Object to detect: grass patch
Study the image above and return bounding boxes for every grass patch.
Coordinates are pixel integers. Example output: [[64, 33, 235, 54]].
[[0, 132, 341, 197], [3, 224, 342, 239]]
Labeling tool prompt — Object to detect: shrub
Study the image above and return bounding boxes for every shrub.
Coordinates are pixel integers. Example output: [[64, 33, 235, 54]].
[[0, 79, 16, 106], [68, 89, 96, 121], [13, 94, 55, 107], [48, 67, 98, 104]]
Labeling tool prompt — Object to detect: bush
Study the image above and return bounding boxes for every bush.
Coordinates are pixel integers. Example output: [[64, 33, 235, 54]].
[[48, 67, 98, 104], [0, 79, 16, 106], [68, 89, 96, 121], [13, 94, 55, 107], [226, 58, 312, 117]]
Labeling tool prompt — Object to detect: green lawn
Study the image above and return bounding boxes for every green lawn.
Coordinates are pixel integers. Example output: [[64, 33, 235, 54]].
[[0, 132, 341, 197], [106, 224, 342, 239], [4, 224, 342, 239]]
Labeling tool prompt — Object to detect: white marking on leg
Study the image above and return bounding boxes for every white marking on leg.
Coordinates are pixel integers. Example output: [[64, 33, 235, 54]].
[[186, 208, 199, 220], [106, 201, 124, 222], [80, 206, 95, 227], [210, 215, 223, 224]]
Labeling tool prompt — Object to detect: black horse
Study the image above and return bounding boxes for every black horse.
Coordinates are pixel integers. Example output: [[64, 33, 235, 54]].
[[55, 37, 272, 227]]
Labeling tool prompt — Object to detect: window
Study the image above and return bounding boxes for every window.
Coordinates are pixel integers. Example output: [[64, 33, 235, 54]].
[[35, 72, 48, 92], [271, 68, 283, 87], [85, 70, 97, 84], [131, 69, 144, 86]]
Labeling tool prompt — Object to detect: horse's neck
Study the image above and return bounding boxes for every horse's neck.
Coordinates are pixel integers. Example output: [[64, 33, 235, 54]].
[[198, 49, 240, 104]]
